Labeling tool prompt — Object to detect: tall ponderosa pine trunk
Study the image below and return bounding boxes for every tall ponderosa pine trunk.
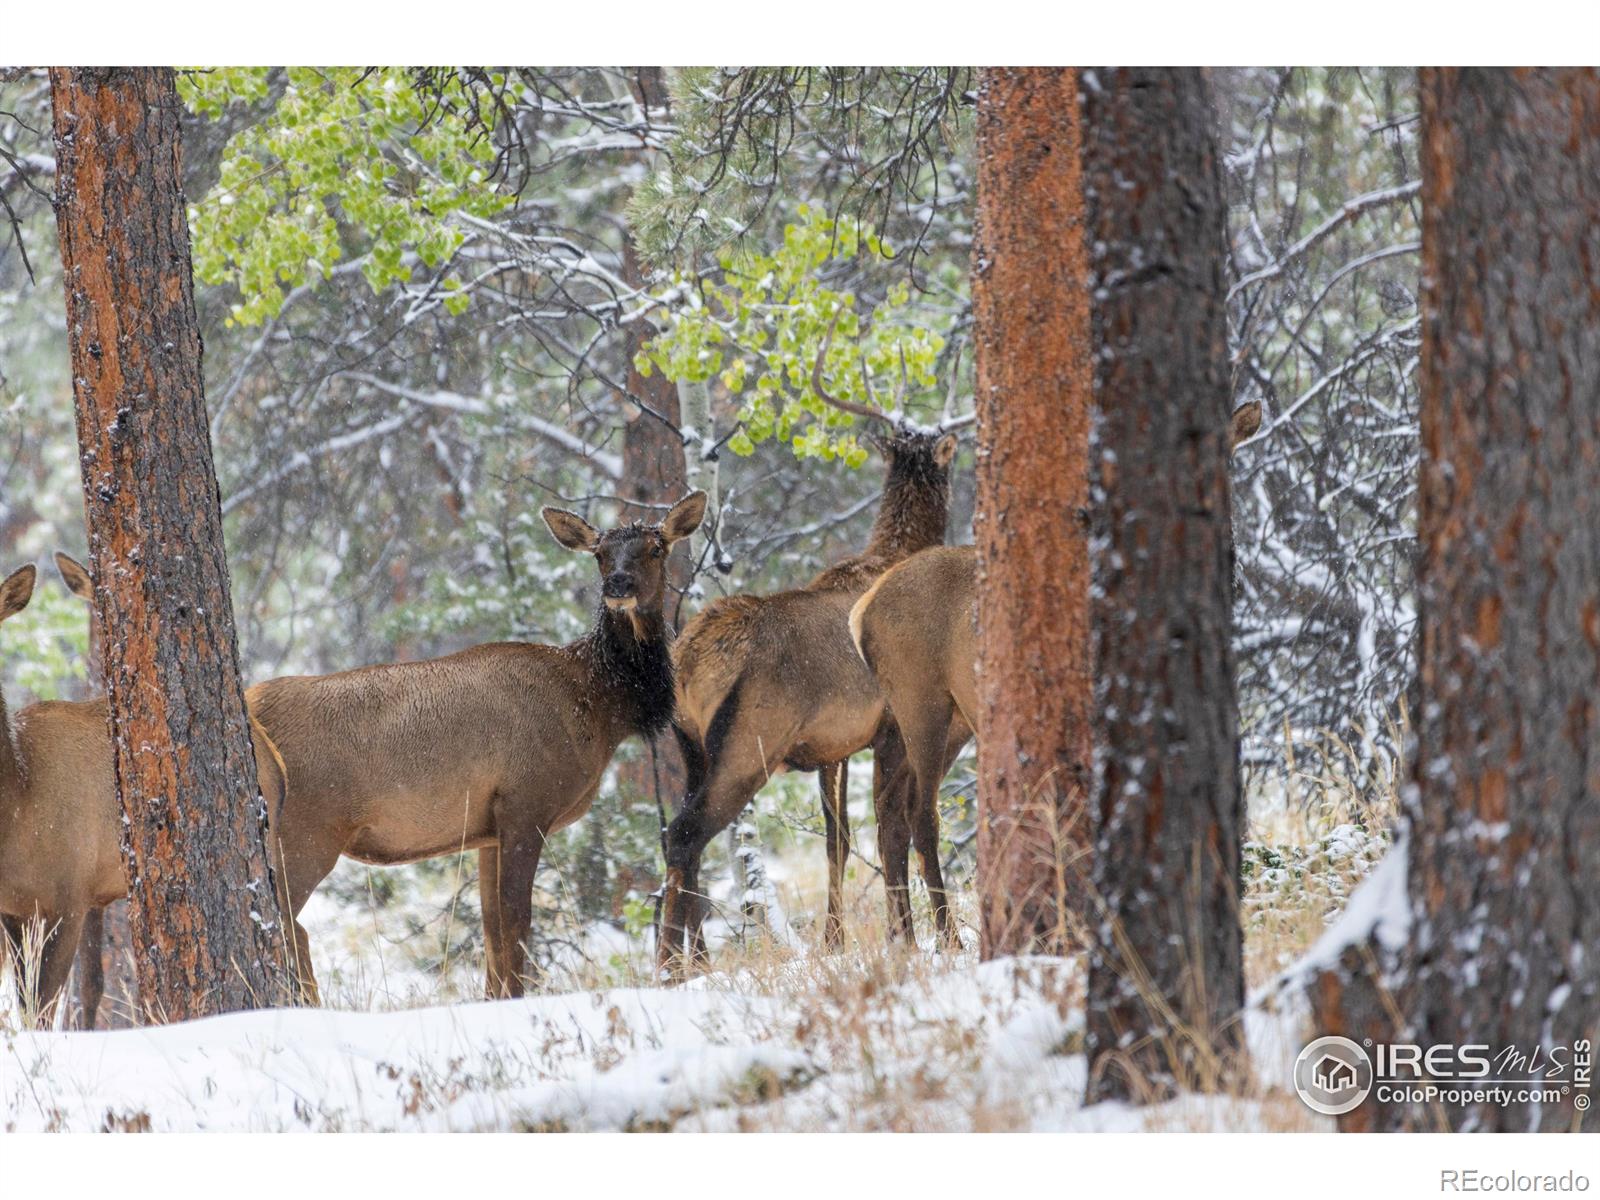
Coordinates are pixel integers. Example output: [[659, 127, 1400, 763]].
[[1079, 68, 1247, 1104], [1316, 67, 1599, 1134], [1406, 65, 1599, 1134], [51, 67, 290, 1021], [971, 67, 1095, 958]]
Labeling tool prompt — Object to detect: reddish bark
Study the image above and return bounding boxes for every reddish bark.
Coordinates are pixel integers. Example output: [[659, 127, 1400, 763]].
[[51, 67, 290, 1021], [971, 67, 1094, 958]]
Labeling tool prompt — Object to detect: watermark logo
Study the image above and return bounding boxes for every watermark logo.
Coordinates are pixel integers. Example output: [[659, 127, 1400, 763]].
[[1293, 1036, 1592, 1115], [1293, 1035, 1374, 1115]]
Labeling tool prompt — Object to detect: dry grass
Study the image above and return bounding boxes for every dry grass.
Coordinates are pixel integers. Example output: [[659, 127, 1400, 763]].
[[1241, 714, 1403, 986], [0, 918, 56, 1031]]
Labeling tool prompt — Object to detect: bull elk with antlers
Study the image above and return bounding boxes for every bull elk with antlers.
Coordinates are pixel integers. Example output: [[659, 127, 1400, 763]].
[[246, 491, 706, 999], [848, 400, 1265, 939], [0, 557, 293, 1027], [657, 321, 970, 975]]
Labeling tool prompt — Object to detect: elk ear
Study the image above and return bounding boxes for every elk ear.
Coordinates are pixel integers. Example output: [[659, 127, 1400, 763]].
[[1229, 401, 1262, 452], [0, 564, 37, 623], [661, 490, 708, 545], [54, 551, 94, 602], [932, 434, 958, 468], [541, 507, 601, 553]]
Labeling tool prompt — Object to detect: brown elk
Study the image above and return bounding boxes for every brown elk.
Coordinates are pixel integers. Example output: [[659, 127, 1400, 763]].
[[657, 333, 964, 976], [848, 545, 976, 943], [848, 400, 1265, 940], [246, 491, 707, 999], [0, 558, 292, 1027]]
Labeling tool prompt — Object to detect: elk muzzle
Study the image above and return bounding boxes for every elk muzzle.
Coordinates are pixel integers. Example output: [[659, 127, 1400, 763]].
[[602, 572, 639, 610]]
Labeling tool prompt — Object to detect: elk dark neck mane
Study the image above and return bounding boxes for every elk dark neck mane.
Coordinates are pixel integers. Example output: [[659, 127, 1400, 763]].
[[805, 441, 951, 593], [865, 448, 950, 560], [571, 603, 675, 740]]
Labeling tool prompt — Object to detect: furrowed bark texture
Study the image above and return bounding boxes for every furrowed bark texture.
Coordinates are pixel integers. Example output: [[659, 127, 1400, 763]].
[[1079, 68, 1247, 1104], [51, 66, 290, 1021], [971, 67, 1094, 958], [1405, 67, 1596, 1133]]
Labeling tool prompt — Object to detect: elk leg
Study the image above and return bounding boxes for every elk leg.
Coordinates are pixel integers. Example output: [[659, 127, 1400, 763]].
[[33, 910, 86, 1029], [0, 911, 82, 1026], [659, 806, 709, 979], [660, 756, 772, 979], [489, 829, 545, 999], [267, 839, 321, 1007], [899, 706, 970, 949], [872, 727, 916, 944], [910, 806, 953, 947], [287, 918, 320, 1007], [479, 844, 508, 997], [275, 833, 336, 1008], [677, 857, 712, 972], [77, 908, 106, 1029], [818, 758, 851, 951], [688, 890, 711, 970]]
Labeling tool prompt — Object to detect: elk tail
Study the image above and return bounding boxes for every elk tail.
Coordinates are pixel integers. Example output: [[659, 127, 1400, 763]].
[[848, 575, 889, 667]]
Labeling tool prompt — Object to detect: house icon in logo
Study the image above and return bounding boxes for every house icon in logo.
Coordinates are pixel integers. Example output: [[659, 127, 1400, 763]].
[[1295, 1035, 1374, 1115], [1313, 1053, 1358, 1093]]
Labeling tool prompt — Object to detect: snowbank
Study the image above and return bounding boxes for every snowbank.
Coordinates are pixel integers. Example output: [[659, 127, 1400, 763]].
[[2, 953, 1321, 1132]]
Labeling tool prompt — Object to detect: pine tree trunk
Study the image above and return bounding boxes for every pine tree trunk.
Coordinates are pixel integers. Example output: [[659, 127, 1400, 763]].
[[615, 66, 690, 815], [971, 68, 1095, 958], [1314, 66, 1599, 1134], [1078, 67, 1247, 1104], [1410, 70, 1599, 1128], [50, 67, 290, 1022]]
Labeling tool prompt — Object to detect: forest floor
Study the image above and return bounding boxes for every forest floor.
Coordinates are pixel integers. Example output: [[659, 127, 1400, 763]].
[[0, 744, 1394, 1132], [0, 944, 1331, 1133]]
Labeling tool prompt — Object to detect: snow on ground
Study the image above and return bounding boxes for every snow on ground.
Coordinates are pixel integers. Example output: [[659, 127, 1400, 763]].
[[2, 763, 1370, 1132], [1, 950, 1328, 1132]]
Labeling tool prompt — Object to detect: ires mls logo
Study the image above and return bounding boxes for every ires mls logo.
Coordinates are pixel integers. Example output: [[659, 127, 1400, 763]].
[[1295, 1035, 1594, 1116], [1294, 1036, 1374, 1115]]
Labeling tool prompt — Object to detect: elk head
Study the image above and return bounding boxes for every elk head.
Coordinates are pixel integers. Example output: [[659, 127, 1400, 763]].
[[0, 563, 36, 626], [1229, 400, 1262, 452], [542, 491, 708, 627], [811, 317, 961, 472]]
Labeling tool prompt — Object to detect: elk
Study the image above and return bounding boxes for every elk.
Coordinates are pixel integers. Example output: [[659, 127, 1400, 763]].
[[246, 491, 707, 999], [658, 328, 965, 976], [848, 400, 1265, 940], [848, 545, 975, 943], [0, 558, 292, 1027]]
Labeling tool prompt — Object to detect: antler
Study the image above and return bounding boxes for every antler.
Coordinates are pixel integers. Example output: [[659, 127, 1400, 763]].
[[936, 339, 977, 433], [810, 312, 896, 429]]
